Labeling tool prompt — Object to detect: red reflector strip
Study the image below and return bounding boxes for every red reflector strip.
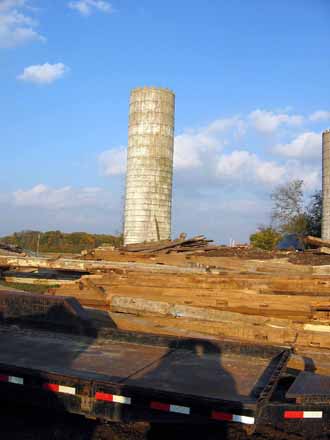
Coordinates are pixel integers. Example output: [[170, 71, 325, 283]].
[[95, 392, 113, 402], [212, 411, 255, 425], [43, 383, 59, 392], [211, 411, 233, 422], [0, 375, 23, 385], [95, 392, 131, 405], [150, 401, 170, 412], [43, 383, 76, 395], [284, 411, 323, 419], [150, 401, 190, 415]]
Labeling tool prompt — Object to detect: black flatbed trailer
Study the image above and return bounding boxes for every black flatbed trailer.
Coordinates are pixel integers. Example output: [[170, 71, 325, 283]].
[[0, 290, 329, 437]]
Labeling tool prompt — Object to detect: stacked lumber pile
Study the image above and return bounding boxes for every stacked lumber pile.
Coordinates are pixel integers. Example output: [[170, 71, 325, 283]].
[[48, 261, 330, 353], [3, 249, 330, 367]]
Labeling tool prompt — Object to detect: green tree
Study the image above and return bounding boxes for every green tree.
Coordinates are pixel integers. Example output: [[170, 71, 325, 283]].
[[271, 179, 308, 234], [0, 230, 123, 253], [306, 190, 322, 237], [250, 227, 282, 250]]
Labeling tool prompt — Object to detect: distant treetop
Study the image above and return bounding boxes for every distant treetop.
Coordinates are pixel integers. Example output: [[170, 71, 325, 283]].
[[0, 230, 123, 254]]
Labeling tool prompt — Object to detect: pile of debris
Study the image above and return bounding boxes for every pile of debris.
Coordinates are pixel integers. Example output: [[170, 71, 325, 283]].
[[119, 234, 216, 254], [3, 237, 330, 374], [0, 243, 26, 256], [305, 235, 330, 255]]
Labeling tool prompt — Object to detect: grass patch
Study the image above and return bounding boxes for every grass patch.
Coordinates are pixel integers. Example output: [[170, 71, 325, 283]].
[[0, 280, 59, 294]]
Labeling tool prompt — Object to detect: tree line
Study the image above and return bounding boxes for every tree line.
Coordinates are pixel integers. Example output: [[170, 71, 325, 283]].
[[250, 179, 322, 250], [0, 230, 123, 253]]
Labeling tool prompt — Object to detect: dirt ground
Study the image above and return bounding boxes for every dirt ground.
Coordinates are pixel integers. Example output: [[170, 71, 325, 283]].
[[202, 247, 330, 266], [0, 405, 328, 440]]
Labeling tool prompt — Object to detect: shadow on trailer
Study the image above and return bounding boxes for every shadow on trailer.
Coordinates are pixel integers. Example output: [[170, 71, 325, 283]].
[[0, 290, 328, 439]]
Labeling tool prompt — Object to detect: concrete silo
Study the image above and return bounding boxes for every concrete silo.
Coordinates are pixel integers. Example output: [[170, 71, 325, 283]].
[[322, 129, 330, 240], [123, 87, 175, 245]]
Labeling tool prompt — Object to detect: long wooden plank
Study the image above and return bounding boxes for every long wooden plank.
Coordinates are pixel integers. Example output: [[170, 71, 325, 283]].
[[0, 255, 207, 274]]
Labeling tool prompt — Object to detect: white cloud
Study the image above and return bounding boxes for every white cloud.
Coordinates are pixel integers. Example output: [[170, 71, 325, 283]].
[[216, 150, 320, 191], [14, 184, 107, 209], [68, 0, 113, 15], [97, 117, 245, 176], [0, 0, 45, 48], [99, 147, 127, 176], [273, 132, 321, 158], [249, 109, 303, 134], [310, 110, 330, 122], [174, 117, 245, 169], [17, 63, 69, 84], [216, 150, 286, 185], [97, 112, 321, 191]]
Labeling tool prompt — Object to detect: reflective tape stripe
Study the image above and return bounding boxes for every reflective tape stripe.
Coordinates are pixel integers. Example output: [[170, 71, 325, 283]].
[[303, 411, 323, 419], [58, 385, 76, 395], [150, 401, 190, 415], [43, 383, 76, 395], [112, 395, 131, 405], [284, 411, 323, 419], [150, 401, 170, 412], [95, 392, 131, 405], [0, 375, 23, 385], [212, 411, 233, 422], [169, 404, 190, 415], [8, 376, 24, 385], [95, 392, 113, 402], [43, 383, 59, 392], [232, 415, 255, 425], [211, 411, 255, 425]]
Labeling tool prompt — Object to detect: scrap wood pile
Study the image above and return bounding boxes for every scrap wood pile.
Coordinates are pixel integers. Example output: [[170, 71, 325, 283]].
[[0, 243, 26, 256], [119, 234, 216, 254], [47, 254, 330, 363], [304, 235, 330, 255], [82, 235, 221, 261], [3, 240, 330, 373]]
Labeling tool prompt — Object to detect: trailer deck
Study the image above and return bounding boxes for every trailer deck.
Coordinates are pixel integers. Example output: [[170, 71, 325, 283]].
[[0, 324, 284, 405], [0, 290, 329, 436]]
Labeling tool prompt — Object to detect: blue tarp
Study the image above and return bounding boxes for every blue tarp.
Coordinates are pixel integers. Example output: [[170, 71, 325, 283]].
[[276, 233, 305, 251]]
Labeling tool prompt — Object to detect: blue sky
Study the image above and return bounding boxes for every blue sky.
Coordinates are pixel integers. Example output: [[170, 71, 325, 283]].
[[1, 0, 329, 242]]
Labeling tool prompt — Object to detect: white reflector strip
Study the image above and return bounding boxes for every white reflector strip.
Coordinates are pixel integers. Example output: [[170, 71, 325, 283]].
[[58, 385, 76, 395], [8, 376, 24, 385], [170, 404, 190, 415], [112, 395, 132, 405], [232, 414, 255, 425], [304, 411, 323, 419]]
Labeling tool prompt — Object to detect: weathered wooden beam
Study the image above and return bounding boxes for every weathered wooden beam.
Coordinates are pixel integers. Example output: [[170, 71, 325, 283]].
[[3, 276, 75, 286], [0, 255, 207, 274], [305, 235, 330, 248]]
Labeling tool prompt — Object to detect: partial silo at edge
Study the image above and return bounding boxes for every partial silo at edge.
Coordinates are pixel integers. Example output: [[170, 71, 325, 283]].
[[322, 129, 330, 240]]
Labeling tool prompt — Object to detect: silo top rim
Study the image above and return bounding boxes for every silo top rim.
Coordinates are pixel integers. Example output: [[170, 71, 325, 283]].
[[324, 129, 330, 134], [131, 86, 175, 96]]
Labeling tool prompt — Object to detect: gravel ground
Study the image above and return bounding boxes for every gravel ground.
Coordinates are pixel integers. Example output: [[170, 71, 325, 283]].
[[199, 247, 330, 266]]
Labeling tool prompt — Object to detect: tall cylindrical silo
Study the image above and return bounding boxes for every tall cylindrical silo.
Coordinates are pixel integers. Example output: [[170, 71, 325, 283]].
[[124, 87, 175, 245], [322, 129, 330, 240]]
